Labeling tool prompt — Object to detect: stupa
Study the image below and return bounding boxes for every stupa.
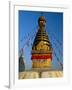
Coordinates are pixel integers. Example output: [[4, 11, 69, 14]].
[[31, 16, 52, 69], [19, 49, 25, 72]]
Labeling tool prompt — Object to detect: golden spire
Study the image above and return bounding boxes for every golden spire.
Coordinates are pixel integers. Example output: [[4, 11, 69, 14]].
[[32, 16, 52, 52]]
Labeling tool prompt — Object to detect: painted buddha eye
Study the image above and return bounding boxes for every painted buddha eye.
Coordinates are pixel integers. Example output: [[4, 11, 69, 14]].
[[40, 21, 44, 23]]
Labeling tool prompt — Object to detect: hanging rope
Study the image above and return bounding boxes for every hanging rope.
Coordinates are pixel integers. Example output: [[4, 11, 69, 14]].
[[20, 25, 38, 43], [47, 33, 63, 62], [46, 25, 63, 47], [51, 40, 63, 69], [50, 32, 62, 47], [19, 25, 38, 54], [50, 37, 63, 57], [53, 42, 63, 56], [53, 50, 63, 69]]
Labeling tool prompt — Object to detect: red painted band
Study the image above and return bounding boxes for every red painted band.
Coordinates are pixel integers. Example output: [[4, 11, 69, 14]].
[[31, 55, 52, 60]]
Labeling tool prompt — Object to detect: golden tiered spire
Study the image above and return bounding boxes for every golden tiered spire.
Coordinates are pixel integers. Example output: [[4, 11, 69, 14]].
[[32, 16, 52, 52], [31, 16, 52, 69]]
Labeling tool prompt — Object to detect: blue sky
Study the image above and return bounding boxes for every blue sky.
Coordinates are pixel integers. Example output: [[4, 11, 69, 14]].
[[19, 10, 63, 70]]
